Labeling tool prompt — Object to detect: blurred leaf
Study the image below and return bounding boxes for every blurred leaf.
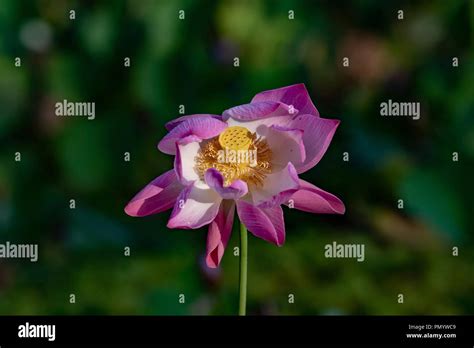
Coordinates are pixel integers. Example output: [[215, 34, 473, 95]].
[[79, 8, 116, 59], [399, 170, 466, 241], [66, 208, 131, 250], [55, 121, 113, 191], [0, 57, 27, 137]]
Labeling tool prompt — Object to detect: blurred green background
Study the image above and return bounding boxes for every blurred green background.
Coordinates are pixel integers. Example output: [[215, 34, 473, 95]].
[[0, 0, 473, 315]]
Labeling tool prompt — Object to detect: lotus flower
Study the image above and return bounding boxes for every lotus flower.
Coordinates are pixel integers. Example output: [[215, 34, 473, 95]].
[[125, 84, 345, 269]]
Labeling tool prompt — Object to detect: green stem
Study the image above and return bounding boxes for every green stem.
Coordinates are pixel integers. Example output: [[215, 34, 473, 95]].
[[238, 220, 248, 316]]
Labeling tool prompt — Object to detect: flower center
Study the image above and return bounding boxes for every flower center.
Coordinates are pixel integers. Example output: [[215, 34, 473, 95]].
[[195, 126, 272, 187]]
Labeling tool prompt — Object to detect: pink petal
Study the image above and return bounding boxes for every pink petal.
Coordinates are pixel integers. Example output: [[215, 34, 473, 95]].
[[158, 117, 227, 155], [236, 201, 285, 246], [289, 115, 340, 174], [264, 125, 306, 169], [206, 200, 235, 268], [251, 84, 319, 117], [225, 115, 294, 135], [165, 114, 223, 131], [167, 184, 222, 229], [286, 179, 345, 214], [251, 162, 300, 208], [124, 170, 183, 217], [222, 101, 297, 122], [205, 168, 248, 200], [174, 135, 201, 185]]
